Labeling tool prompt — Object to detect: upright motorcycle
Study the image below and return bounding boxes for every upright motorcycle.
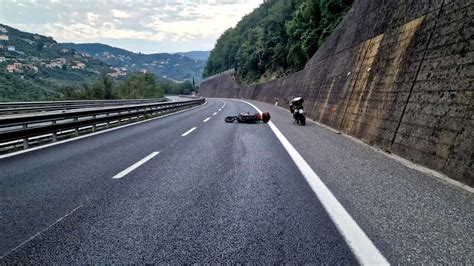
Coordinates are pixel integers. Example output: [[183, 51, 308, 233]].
[[289, 97, 306, 126]]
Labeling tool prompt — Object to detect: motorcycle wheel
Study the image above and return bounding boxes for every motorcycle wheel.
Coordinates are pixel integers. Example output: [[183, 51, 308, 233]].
[[261, 112, 271, 123], [225, 116, 236, 123], [300, 116, 306, 126]]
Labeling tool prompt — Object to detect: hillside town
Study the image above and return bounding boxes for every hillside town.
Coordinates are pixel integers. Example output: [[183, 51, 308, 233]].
[[0, 24, 123, 77]]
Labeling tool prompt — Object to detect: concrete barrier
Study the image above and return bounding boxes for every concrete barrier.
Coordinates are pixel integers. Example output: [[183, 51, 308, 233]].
[[199, 0, 473, 186]]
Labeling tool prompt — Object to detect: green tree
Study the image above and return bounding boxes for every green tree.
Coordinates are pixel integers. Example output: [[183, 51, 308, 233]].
[[203, 0, 353, 83], [117, 73, 164, 99]]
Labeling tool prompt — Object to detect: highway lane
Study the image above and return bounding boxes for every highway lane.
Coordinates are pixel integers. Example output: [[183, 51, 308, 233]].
[[1, 99, 357, 263], [0, 99, 217, 256], [2, 97, 471, 263]]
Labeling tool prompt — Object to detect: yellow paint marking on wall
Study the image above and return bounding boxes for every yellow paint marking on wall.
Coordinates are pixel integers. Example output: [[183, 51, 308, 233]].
[[318, 78, 337, 121], [343, 33, 384, 133], [363, 16, 425, 142]]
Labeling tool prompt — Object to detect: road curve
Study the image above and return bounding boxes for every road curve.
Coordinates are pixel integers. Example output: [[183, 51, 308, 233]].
[[0, 98, 472, 263], [0, 99, 356, 263]]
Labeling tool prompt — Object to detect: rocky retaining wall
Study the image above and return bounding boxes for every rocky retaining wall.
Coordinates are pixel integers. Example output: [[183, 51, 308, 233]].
[[199, 0, 473, 186]]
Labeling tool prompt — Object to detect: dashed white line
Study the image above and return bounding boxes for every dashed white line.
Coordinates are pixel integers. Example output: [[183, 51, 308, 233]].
[[1, 204, 83, 259], [240, 100, 389, 266], [181, 127, 197, 137], [0, 101, 207, 160], [112, 151, 160, 179], [213, 112, 218, 116], [203, 117, 211, 123]]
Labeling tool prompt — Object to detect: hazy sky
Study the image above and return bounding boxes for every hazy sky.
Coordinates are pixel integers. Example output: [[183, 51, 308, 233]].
[[0, 0, 263, 53]]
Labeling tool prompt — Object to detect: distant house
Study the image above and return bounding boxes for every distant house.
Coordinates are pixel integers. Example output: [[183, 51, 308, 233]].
[[7, 46, 15, 51], [54, 58, 66, 64], [60, 48, 69, 53], [0, 35, 9, 41], [72, 61, 86, 70], [107, 67, 126, 77], [6, 63, 22, 73], [20, 38, 34, 45], [0, 56, 5, 62], [25, 64, 39, 73], [0, 26, 7, 33], [46, 57, 66, 68]]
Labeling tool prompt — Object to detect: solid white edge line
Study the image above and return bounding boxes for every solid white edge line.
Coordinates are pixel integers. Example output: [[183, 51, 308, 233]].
[[268, 102, 474, 194], [0, 101, 207, 160], [203, 117, 211, 123], [112, 151, 160, 179], [213, 112, 218, 116], [181, 127, 197, 137], [238, 99, 389, 266]]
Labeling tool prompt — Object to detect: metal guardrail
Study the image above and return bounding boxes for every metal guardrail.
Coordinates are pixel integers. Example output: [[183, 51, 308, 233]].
[[0, 98, 205, 153], [0, 98, 167, 115]]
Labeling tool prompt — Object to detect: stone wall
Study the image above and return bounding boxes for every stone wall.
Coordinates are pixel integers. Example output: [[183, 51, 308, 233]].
[[199, 0, 473, 186]]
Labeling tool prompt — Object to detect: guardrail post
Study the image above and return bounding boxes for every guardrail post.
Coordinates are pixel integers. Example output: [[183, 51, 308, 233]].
[[22, 124, 29, 149], [52, 121, 57, 142], [92, 115, 96, 132], [73, 117, 79, 136], [118, 112, 121, 125]]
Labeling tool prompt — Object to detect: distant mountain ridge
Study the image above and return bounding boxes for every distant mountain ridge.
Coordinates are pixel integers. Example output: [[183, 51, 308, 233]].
[[62, 43, 207, 83], [176, 51, 210, 61]]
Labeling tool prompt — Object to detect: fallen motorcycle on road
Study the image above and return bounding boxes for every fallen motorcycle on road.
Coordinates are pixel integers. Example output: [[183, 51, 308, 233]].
[[225, 112, 271, 123]]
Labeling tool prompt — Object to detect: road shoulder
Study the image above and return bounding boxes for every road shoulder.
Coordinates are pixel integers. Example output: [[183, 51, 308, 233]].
[[244, 99, 474, 264]]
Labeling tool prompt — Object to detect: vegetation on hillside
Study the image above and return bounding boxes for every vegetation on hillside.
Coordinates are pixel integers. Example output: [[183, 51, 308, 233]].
[[203, 0, 353, 83], [176, 51, 211, 61], [55, 74, 196, 101], [0, 24, 198, 101]]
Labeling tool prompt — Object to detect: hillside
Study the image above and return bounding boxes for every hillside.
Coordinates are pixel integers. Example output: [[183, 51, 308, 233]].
[[176, 51, 210, 61], [0, 24, 113, 101], [62, 43, 206, 83], [203, 0, 353, 83]]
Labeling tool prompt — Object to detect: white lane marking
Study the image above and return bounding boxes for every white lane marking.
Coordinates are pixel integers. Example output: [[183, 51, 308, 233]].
[[213, 112, 218, 116], [203, 117, 211, 123], [0, 101, 207, 160], [0, 204, 83, 259], [181, 127, 197, 137], [112, 151, 160, 179], [218, 108, 222, 111], [240, 100, 389, 266]]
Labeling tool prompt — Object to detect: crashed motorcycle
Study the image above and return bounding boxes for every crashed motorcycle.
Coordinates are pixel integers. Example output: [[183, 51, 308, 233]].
[[289, 97, 306, 126], [225, 112, 271, 123]]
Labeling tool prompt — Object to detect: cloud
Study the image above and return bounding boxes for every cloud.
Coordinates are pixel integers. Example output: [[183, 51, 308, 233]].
[[112, 10, 131, 19], [0, 0, 263, 52]]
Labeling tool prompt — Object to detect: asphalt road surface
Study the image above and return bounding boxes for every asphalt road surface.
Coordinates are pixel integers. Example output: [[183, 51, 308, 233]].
[[0, 98, 472, 264]]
